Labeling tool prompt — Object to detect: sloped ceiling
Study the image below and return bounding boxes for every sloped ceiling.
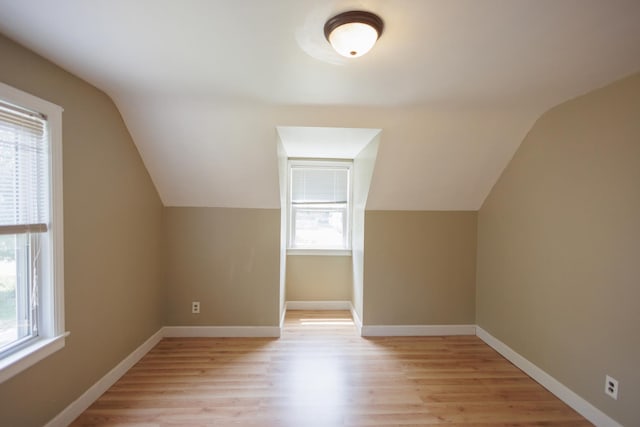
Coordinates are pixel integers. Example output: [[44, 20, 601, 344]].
[[0, 0, 639, 209]]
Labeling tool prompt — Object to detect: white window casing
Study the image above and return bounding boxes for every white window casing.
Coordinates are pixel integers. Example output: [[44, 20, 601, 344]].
[[0, 82, 66, 383]]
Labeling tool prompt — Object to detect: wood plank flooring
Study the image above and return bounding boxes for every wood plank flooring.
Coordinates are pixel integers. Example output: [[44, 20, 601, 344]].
[[71, 310, 591, 426]]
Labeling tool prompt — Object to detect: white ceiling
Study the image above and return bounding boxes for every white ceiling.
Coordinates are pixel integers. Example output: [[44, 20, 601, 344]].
[[277, 127, 381, 159], [1, 0, 639, 209]]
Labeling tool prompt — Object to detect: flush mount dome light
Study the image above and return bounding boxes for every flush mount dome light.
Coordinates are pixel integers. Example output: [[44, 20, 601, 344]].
[[324, 10, 384, 58]]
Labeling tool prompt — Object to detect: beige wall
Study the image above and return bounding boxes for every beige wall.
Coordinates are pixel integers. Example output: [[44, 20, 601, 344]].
[[363, 211, 477, 325], [164, 207, 280, 326], [286, 256, 352, 301], [477, 73, 640, 426], [0, 35, 164, 427]]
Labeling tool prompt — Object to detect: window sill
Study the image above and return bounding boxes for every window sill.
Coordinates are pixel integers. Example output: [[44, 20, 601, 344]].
[[0, 332, 69, 383], [287, 249, 352, 256]]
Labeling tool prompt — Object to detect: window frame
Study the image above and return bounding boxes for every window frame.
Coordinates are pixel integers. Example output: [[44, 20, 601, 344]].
[[0, 82, 65, 383], [287, 159, 353, 256]]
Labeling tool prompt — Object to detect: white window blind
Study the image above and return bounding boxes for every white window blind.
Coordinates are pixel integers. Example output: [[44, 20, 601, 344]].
[[291, 167, 348, 205], [0, 101, 49, 235], [288, 162, 352, 251]]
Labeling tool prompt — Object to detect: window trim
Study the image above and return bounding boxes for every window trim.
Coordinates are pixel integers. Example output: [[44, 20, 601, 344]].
[[0, 82, 66, 383], [286, 248, 352, 256], [287, 159, 353, 254]]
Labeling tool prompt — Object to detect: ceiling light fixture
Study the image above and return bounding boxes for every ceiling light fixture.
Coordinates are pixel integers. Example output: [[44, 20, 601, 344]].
[[324, 11, 384, 58]]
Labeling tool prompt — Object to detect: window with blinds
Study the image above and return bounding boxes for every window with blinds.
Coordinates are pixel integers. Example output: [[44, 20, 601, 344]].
[[0, 100, 50, 355], [0, 83, 65, 380], [0, 102, 49, 235], [288, 161, 352, 250]]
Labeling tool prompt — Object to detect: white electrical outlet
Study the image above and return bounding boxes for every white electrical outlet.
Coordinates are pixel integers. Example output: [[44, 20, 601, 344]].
[[605, 375, 618, 400], [191, 301, 200, 314]]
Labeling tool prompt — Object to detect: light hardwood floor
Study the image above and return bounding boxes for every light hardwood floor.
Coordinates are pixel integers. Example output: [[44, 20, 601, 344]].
[[72, 310, 591, 426]]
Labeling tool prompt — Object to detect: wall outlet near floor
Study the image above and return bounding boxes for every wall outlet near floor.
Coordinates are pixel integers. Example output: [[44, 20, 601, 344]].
[[605, 375, 618, 400], [191, 301, 200, 314]]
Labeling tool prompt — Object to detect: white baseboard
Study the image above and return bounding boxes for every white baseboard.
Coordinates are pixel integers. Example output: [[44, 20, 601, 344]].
[[476, 326, 622, 427], [47, 324, 279, 425], [44, 328, 163, 427], [362, 324, 476, 337], [349, 304, 363, 336], [285, 300, 352, 310], [48, 320, 618, 427], [163, 326, 280, 338]]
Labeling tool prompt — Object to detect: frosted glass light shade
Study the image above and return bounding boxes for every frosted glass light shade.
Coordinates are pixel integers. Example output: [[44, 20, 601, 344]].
[[328, 22, 379, 58], [324, 11, 384, 58]]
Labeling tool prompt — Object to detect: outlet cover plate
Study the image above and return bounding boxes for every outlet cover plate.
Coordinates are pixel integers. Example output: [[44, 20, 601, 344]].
[[605, 375, 618, 400]]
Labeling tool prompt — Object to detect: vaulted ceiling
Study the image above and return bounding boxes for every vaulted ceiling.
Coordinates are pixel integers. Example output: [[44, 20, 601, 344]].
[[1, 0, 639, 209]]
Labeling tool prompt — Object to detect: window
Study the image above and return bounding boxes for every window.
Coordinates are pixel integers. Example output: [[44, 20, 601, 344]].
[[288, 160, 351, 253], [0, 82, 64, 383]]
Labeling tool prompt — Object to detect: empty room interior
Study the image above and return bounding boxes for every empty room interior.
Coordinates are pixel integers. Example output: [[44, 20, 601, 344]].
[[0, 1, 639, 426]]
